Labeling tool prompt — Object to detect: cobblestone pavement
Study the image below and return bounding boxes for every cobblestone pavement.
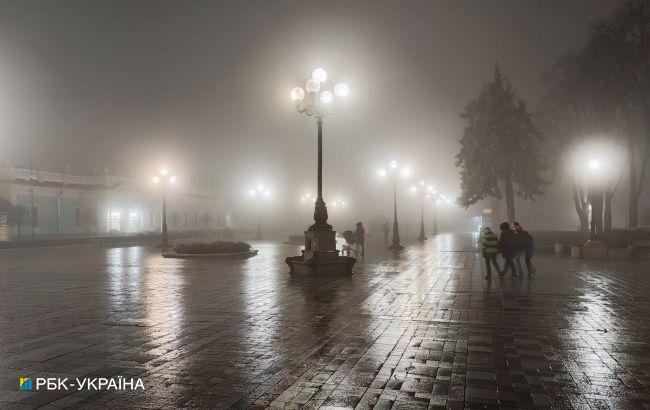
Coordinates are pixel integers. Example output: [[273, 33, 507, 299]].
[[1, 233, 650, 409]]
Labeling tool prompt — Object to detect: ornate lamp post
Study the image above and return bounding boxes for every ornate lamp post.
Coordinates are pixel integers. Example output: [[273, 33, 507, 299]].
[[152, 168, 176, 249], [411, 181, 434, 241], [286, 68, 356, 274], [249, 185, 271, 240], [379, 160, 410, 250]]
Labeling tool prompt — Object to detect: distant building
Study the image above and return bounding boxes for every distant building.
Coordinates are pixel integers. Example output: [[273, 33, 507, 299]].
[[0, 165, 229, 240]]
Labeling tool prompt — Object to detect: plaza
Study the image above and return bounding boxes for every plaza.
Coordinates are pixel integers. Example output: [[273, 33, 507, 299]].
[[1, 234, 649, 408]]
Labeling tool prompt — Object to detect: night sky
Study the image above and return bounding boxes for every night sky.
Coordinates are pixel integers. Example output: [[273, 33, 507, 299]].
[[0, 0, 623, 224]]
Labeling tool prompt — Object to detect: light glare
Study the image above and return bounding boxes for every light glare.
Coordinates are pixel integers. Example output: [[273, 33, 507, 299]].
[[334, 82, 349, 97], [290, 86, 305, 101], [320, 91, 334, 104], [306, 79, 320, 93], [312, 67, 327, 82]]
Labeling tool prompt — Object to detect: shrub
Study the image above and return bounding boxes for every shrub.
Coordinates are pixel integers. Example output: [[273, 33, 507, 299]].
[[625, 227, 650, 241], [174, 241, 251, 254]]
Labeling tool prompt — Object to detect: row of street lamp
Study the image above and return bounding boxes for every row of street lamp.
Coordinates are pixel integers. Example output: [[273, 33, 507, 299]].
[[377, 160, 453, 249], [151, 67, 455, 251]]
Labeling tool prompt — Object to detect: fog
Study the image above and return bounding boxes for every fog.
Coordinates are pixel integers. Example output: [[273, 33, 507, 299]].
[[0, 0, 627, 233]]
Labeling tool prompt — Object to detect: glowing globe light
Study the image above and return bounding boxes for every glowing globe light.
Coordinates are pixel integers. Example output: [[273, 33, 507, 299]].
[[160, 168, 168, 176], [334, 82, 349, 97], [169, 175, 177, 184], [389, 160, 398, 169], [306, 78, 320, 93], [378, 168, 387, 177], [320, 91, 334, 104], [290, 86, 305, 101], [152, 176, 160, 184], [588, 158, 602, 171], [312, 67, 327, 82], [401, 167, 411, 177]]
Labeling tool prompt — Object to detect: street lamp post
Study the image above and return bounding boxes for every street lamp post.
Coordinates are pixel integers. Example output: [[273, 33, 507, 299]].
[[379, 161, 410, 250], [249, 185, 271, 240], [433, 199, 439, 236], [286, 68, 356, 274], [152, 168, 176, 249], [411, 181, 434, 241], [290, 69, 348, 231], [587, 158, 605, 241]]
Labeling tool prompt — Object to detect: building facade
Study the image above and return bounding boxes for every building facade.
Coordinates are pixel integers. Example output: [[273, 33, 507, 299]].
[[0, 166, 229, 240]]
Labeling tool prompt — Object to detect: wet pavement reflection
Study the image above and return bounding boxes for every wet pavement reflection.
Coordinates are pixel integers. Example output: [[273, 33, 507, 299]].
[[0, 234, 649, 408]]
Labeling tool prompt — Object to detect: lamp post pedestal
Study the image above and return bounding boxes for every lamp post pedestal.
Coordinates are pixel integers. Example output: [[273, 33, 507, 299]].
[[286, 228, 355, 275]]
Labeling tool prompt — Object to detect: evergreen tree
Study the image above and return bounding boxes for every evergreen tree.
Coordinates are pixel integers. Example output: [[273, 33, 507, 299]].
[[456, 65, 547, 221]]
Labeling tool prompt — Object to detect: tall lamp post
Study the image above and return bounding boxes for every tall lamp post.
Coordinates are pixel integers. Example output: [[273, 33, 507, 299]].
[[249, 185, 271, 240], [379, 160, 410, 249], [411, 181, 434, 241], [290, 68, 348, 231], [586, 158, 605, 241], [286, 67, 356, 274], [152, 168, 176, 249], [431, 193, 451, 236]]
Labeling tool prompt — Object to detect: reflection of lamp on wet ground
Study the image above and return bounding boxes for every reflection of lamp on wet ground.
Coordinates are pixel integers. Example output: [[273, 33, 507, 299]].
[[249, 185, 271, 240], [379, 160, 411, 250], [286, 67, 355, 275], [152, 168, 176, 249]]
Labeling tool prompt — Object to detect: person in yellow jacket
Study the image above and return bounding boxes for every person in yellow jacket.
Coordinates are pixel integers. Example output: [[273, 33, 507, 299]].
[[481, 227, 501, 280]]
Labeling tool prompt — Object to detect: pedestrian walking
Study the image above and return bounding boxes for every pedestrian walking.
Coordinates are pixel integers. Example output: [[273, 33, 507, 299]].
[[480, 227, 500, 280], [382, 222, 390, 244], [498, 222, 518, 277], [513, 222, 535, 275], [355, 222, 365, 256]]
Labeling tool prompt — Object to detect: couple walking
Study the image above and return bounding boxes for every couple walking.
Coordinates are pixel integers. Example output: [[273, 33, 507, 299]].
[[481, 222, 534, 280]]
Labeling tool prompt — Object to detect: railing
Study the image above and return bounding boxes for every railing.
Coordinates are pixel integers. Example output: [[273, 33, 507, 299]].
[[12, 167, 103, 185]]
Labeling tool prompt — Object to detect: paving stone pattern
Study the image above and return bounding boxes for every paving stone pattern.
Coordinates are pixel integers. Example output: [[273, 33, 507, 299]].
[[0, 234, 649, 408]]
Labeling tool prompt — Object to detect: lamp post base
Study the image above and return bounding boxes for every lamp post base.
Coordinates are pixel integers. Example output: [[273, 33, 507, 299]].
[[583, 239, 608, 259], [286, 229, 356, 275], [388, 243, 404, 250]]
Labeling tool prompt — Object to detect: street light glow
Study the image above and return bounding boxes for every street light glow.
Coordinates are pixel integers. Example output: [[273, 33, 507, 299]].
[[290, 86, 305, 101], [588, 158, 601, 171], [401, 167, 411, 177], [312, 67, 327, 82], [152, 176, 160, 184], [320, 90, 334, 104], [334, 82, 349, 97], [169, 175, 177, 184], [160, 168, 168, 176], [378, 168, 387, 177], [389, 160, 398, 169], [305, 78, 320, 93]]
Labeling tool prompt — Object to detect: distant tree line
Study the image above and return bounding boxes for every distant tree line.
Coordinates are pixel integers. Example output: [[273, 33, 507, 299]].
[[456, 0, 650, 230]]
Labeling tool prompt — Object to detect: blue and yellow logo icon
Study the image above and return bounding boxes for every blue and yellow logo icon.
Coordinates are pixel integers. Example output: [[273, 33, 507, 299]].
[[19, 378, 32, 391]]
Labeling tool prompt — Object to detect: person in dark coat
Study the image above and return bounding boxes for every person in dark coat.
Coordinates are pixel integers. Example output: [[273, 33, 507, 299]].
[[498, 222, 518, 277], [480, 227, 500, 280], [355, 222, 365, 256], [382, 222, 390, 244], [513, 222, 535, 275]]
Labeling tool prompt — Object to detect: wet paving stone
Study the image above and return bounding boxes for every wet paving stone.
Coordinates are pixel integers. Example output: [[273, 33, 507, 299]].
[[1, 233, 650, 408]]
